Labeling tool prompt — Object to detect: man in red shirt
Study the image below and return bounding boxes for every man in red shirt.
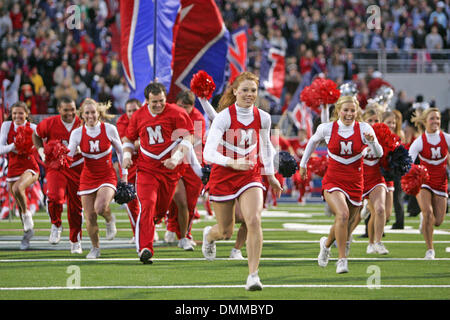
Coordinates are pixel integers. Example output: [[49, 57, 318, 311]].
[[122, 82, 195, 264], [32, 96, 84, 254]]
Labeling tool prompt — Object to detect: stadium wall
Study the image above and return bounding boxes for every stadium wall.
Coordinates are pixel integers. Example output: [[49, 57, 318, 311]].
[[384, 74, 450, 110]]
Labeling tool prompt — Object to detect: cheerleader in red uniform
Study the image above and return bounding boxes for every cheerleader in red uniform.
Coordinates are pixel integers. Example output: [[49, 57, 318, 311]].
[[116, 98, 141, 242], [198, 96, 249, 260], [68, 98, 126, 259], [202, 72, 282, 290], [299, 96, 383, 273], [361, 107, 389, 254], [409, 108, 449, 259], [0, 102, 39, 250], [33, 97, 84, 253]]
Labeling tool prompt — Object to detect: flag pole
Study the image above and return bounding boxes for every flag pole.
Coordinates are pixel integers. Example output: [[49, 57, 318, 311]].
[[153, 0, 157, 82]]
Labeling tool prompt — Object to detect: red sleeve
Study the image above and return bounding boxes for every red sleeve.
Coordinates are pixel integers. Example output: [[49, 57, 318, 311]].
[[116, 114, 128, 139], [126, 109, 140, 142], [171, 104, 194, 137], [35, 117, 49, 139]]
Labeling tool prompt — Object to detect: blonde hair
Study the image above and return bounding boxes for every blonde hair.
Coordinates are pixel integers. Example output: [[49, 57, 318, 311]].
[[362, 106, 381, 122], [78, 98, 115, 123], [330, 95, 363, 122], [411, 107, 441, 133], [217, 71, 259, 112]]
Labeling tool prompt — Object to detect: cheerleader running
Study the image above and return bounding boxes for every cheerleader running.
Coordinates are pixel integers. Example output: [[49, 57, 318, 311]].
[[299, 96, 383, 273], [409, 108, 449, 259], [0, 102, 39, 250]]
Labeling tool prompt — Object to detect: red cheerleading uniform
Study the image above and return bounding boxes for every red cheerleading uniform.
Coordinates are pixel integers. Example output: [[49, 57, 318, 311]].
[[6, 121, 39, 181], [418, 131, 448, 197], [321, 121, 367, 206], [362, 145, 387, 199], [35, 115, 83, 242], [78, 123, 117, 195], [208, 104, 265, 202], [126, 103, 194, 255]]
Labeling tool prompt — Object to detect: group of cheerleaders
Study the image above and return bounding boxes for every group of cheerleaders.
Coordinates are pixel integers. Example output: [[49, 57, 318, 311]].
[[0, 71, 448, 289]]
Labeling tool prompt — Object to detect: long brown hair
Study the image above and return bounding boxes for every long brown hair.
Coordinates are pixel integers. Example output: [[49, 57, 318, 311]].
[[7, 101, 33, 123], [217, 71, 259, 112]]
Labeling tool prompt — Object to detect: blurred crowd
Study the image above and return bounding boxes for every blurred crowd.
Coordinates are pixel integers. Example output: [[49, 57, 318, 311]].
[[0, 0, 449, 117], [0, 0, 126, 115]]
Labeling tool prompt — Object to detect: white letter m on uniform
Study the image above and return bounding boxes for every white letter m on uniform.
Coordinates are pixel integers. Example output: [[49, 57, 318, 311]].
[[431, 147, 441, 159], [147, 126, 164, 145], [89, 140, 100, 153], [340, 141, 353, 155]]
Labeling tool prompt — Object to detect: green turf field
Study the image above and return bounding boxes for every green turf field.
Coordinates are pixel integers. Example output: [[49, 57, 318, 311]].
[[1, 202, 449, 300]]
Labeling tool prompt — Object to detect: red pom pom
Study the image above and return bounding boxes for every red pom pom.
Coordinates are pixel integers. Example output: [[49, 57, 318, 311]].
[[190, 70, 216, 100], [401, 164, 430, 196], [15, 126, 34, 155], [44, 140, 72, 169], [300, 78, 340, 114], [372, 123, 400, 154], [307, 156, 328, 177]]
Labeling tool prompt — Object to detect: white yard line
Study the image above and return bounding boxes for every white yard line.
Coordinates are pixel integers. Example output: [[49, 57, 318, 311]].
[[1, 284, 450, 291], [1, 257, 450, 263]]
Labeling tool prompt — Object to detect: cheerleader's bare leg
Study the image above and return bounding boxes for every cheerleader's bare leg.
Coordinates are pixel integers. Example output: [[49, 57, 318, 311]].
[[368, 186, 387, 244], [417, 189, 447, 250], [9, 171, 38, 215], [82, 193, 100, 248], [385, 190, 393, 222], [238, 187, 264, 274], [323, 191, 349, 259], [95, 186, 115, 223], [208, 200, 235, 242], [234, 200, 248, 250], [172, 179, 189, 238]]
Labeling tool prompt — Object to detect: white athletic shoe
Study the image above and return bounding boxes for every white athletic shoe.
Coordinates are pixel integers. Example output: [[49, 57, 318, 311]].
[[336, 258, 349, 274], [164, 231, 177, 244], [366, 243, 376, 254], [86, 247, 101, 259], [425, 249, 435, 260], [229, 248, 245, 260], [178, 237, 194, 251], [245, 271, 263, 291], [374, 242, 389, 255], [20, 229, 34, 250], [49, 224, 62, 244], [318, 237, 331, 267], [22, 211, 34, 232], [202, 226, 216, 261], [70, 241, 83, 254], [105, 215, 117, 240]]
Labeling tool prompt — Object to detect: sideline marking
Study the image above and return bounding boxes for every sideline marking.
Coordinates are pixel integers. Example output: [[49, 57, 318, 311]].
[[1, 284, 450, 291], [1, 257, 450, 263]]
